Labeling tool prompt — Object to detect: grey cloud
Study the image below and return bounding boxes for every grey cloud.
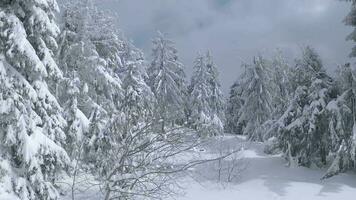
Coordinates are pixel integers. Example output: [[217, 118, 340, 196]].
[[99, 0, 354, 94]]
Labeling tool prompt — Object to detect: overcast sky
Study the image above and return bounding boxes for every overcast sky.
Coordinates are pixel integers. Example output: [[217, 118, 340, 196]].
[[100, 0, 354, 93]]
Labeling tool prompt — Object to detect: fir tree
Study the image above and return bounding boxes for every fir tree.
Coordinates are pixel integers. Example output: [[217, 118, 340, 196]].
[[121, 60, 155, 126], [147, 32, 187, 132], [62, 74, 89, 158], [273, 47, 332, 167], [238, 56, 273, 141], [270, 52, 292, 118], [225, 79, 245, 134], [206, 51, 225, 122], [189, 54, 215, 136], [0, 1, 69, 199], [58, 1, 123, 117], [57, 1, 125, 163], [323, 63, 356, 178]]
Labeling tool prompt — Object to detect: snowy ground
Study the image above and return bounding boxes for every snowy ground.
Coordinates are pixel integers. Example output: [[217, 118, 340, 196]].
[[60, 135, 356, 200], [177, 135, 356, 200]]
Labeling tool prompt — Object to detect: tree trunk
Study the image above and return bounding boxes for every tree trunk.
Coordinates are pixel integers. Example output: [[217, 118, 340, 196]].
[[104, 189, 111, 200], [161, 119, 165, 134]]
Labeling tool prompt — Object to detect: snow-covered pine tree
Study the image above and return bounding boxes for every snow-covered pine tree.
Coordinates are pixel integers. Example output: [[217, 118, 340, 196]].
[[302, 77, 330, 166], [273, 46, 332, 167], [270, 52, 292, 118], [121, 59, 155, 127], [58, 1, 122, 116], [290, 46, 331, 90], [206, 51, 225, 122], [117, 36, 155, 123], [228, 52, 292, 138], [323, 63, 356, 178], [189, 54, 216, 136], [0, 0, 70, 199], [147, 32, 187, 132], [273, 86, 308, 167], [225, 79, 245, 134], [57, 1, 125, 163], [238, 56, 273, 141], [261, 52, 293, 140], [205, 51, 224, 134], [62, 74, 89, 158], [189, 54, 209, 118], [93, 58, 156, 200], [58, 4, 162, 196]]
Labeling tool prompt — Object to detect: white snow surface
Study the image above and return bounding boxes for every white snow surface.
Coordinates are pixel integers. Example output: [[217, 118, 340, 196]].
[[60, 135, 356, 200], [177, 135, 356, 200]]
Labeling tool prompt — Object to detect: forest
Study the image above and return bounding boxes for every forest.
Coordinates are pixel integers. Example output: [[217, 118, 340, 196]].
[[1, 0, 356, 200]]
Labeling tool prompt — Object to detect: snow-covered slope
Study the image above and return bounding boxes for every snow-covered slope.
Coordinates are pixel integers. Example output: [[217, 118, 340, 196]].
[[178, 135, 356, 200]]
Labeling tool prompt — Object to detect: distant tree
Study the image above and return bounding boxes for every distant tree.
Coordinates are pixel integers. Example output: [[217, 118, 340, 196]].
[[238, 56, 273, 141], [226, 51, 292, 137], [189, 53, 223, 136], [270, 52, 293, 118], [189, 54, 210, 124], [121, 59, 155, 127], [206, 51, 225, 122], [147, 32, 187, 133], [225, 79, 245, 134]]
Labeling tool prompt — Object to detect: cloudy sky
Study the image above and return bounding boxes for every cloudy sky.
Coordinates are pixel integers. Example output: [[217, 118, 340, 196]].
[[100, 0, 354, 93]]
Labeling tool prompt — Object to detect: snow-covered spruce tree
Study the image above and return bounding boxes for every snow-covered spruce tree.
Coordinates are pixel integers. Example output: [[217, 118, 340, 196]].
[[322, 63, 356, 178], [273, 46, 333, 167], [90, 20, 157, 175], [205, 52, 225, 134], [272, 86, 308, 166], [62, 74, 89, 159], [120, 59, 155, 127], [117, 34, 155, 121], [205, 51, 225, 123], [58, 1, 122, 115], [270, 52, 293, 118], [290, 46, 332, 90], [57, 1, 125, 163], [58, 2, 165, 197], [225, 79, 245, 134], [189, 53, 221, 136], [227, 52, 292, 138], [91, 61, 158, 199], [147, 32, 187, 133], [0, 1, 70, 199], [261, 52, 294, 140], [238, 56, 273, 141]]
